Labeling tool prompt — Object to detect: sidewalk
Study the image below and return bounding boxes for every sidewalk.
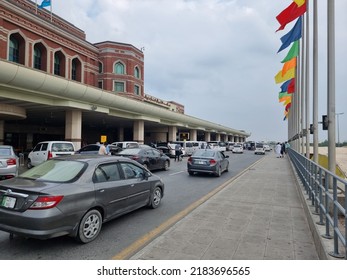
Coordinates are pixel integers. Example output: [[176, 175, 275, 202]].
[[131, 153, 319, 260]]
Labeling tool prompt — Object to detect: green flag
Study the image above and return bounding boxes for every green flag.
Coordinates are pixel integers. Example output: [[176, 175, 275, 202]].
[[281, 40, 299, 63]]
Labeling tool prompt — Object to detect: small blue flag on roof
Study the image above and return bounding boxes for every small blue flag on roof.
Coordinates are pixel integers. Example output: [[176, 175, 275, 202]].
[[39, 0, 51, 8]]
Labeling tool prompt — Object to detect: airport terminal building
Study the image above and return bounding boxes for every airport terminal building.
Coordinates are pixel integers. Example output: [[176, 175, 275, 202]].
[[0, 0, 250, 152]]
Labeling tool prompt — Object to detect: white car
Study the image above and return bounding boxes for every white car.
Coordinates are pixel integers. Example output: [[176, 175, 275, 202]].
[[254, 143, 265, 155], [27, 141, 76, 168], [232, 144, 243, 153]]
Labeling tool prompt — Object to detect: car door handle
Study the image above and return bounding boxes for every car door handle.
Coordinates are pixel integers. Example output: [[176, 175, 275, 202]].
[[99, 189, 105, 193], [130, 184, 134, 187]]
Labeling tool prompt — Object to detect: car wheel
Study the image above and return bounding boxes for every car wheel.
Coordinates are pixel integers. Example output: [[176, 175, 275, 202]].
[[148, 186, 162, 209], [225, 163, 229, 172], [215, 166, 222, 177], [27, 159, 33, 169], [163, 160, 169, 171], [76, 209, 102, 244], [188, 171, 194, 176]]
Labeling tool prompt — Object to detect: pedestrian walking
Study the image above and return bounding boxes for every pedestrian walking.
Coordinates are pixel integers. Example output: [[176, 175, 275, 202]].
[[98, 142, 108, 155], [280, 142, 286, 158], [275, 142, 282, 158], [174, 143, 181, 161]]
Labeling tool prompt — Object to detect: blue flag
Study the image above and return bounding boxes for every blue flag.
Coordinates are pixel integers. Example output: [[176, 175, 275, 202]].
[[278, 17, 302, 53], [280, 79, 291, 93], [39, 0, 51, 8]]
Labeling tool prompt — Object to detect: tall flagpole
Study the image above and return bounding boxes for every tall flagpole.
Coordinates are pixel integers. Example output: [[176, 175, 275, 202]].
[[50, 0, 53, 22], [35, 0, 38, 14], [327, 0, 336, 175], [312, 0, 319, 163], [305, 0, 310, 158]]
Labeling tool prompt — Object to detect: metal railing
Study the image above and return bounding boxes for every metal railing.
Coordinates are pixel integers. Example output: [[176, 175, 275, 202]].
[[288, 148, 347, 259]]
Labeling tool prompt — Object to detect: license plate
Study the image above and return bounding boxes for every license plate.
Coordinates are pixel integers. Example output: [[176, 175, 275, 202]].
[[195, 160, 205, 165], [1, 196, 16, 208]]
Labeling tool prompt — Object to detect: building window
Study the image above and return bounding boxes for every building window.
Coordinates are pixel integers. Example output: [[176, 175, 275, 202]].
[[134, 85, 140, 96], [34, 46, 42, 70], [114, 62, 125, 74], [98, 62, 103, 73], [114, 81, 125, 92], [9, 38, 19, 63], [54, 54, 60, 75], [98, 81, 103, 89], [134, 66, 140, 78], [71, 60, 77, 80]]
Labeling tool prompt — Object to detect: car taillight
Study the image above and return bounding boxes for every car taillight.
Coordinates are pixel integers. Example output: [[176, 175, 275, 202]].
[[188, 157, 192, 163], [29, 196, 64, 210], [6, 158, 16, 165], [209, 159, 217, 165], [131, 155, 140, 160], [47, 151, 53, 159]]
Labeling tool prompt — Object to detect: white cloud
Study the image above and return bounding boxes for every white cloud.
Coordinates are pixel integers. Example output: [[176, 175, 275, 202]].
[[50, 0, 347, 142]]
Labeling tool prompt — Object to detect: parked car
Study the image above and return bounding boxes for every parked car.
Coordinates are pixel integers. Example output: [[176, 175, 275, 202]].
[[263, 144, 272, 152], [27, 141, 75, 168], [0, 145, 19, 180], [232, 144, 244, 154], [0, 155, 164, 243], [187, 149, 229, 177], [254, 143, 266, 155], [117, 147, 170, 171], [111, 141, 139, 150], [156, 146, 175, 158], [74, 144, 121, 155]]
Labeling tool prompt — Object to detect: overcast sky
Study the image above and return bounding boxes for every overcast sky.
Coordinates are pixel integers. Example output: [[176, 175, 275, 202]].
[[44, 0, 346, 143]]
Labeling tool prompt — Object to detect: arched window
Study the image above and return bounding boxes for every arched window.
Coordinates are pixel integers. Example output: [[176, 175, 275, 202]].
[[71, 58, 82, 81], [34, 46, 42, 69], [134, 66, 140, 78], [98, 62, 103, 73], [54, 51, 66, 77], [54, 54, 60, 75], [114, 62, 125, 74], [9, 33, 25, 65], [9, 38, 19, 63]]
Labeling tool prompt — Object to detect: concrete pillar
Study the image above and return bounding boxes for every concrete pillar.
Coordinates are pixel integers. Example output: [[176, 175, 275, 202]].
[[216, 134, 221, 141], [118, 127, 124, 141], [133, 120, 144, 144], [204, 132, 211, 142], [168, 126, 177, 142], [189, 129, 197, 141], [0, 120, 4, 145], [65, 110, 82, 150]]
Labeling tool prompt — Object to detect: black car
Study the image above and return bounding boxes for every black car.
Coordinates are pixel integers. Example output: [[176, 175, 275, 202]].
[[187, 149, 229, 177], [117, 147, 170, 171], [75, 144, 121, 155]]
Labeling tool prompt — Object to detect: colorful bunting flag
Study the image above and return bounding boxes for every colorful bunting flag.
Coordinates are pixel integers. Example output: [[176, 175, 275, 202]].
[[278, 17, 302, 53], [293, 0, 306, 7], [276, 2, 306, 32], [280, 80, 292, 93], [281, 40, 299, 63], [275, 68, 295, 84], [39, 0, 51, 8], [282, 57, 296, 76], [288, 79, 295, 93]]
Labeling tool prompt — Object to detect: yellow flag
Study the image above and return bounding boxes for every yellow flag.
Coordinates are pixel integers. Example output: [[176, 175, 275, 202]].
[[283, 98, 292, 106], [293, 0, 305, 7], [279, 96, 291, 103], [282, 57, 296, 76], [274, 68, 295, 84]]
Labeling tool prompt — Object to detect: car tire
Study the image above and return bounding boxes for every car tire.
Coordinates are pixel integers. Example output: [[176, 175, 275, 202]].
[[215, 166, 222, 177], [163, 160, 169, 171], [76, 209, 102, 244], [27, 159, 33, 169], [188, 171, 194, 176], [148, 186, 162, 209]]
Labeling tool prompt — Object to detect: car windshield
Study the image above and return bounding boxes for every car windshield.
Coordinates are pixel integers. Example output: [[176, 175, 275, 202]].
[[19, 159, 86, 182], [256, 144, 263, 148], [0, 147, 11, 156], [193, 150, 215, 157]]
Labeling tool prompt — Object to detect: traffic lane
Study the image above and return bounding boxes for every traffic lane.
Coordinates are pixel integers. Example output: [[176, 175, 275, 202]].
[[0, 151, 264, 260]]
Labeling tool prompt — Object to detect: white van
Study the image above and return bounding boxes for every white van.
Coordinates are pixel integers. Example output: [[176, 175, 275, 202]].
[[207, 141, 227, 152], [111, 141, 139, 149], [27, 141, 75, 168]]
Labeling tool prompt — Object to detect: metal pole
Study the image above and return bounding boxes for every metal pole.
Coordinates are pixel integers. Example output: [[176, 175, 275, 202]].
[[327, 0, 336, 175], [313, 0, 319, 163], [305, 0, 310, 158]]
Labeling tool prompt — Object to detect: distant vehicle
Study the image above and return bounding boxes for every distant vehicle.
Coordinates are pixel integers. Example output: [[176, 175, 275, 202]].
[[74, 144, 121, 155], [117, 147, 170, 171], [263, 144, 271, 152], [207, 141, 227, 152], [0, 155, 164, 243], [187, 149, 229, 177], [232, 144, 244, 154], [254, 143, 265, 155], [27, 141, 75, 168], [156, 146, 175, 158], [111, 141, 140, 150], [0, 145, 19, 180]]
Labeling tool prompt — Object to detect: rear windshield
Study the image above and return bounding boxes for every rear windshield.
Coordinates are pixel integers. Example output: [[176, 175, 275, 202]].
[[19, 159, 86, 182], [193, 150, 215, 157], [118, 148, 141, 155], [51, 143, 75, 152], [0, 147, 11, 156]]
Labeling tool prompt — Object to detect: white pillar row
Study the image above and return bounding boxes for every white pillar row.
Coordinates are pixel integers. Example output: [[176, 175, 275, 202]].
[[65, 110, 82, 150], [189, 129, 197, 141], [168, 126, 177, 142], [215, 134, 221, 141], [133, 120, 144, 144], [204, 132, 211, 142]]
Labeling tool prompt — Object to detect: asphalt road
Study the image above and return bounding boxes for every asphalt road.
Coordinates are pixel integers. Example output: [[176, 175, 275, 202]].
[[0, 150, 264, 260]]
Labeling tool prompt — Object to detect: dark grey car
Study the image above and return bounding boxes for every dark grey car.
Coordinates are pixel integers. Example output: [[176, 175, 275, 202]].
[[0, 155, 164, 243], [187, 149, 229, 177]]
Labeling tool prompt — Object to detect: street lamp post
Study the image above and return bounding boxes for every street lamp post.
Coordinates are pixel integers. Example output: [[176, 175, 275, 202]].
[[336, 112, 344, 147]]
